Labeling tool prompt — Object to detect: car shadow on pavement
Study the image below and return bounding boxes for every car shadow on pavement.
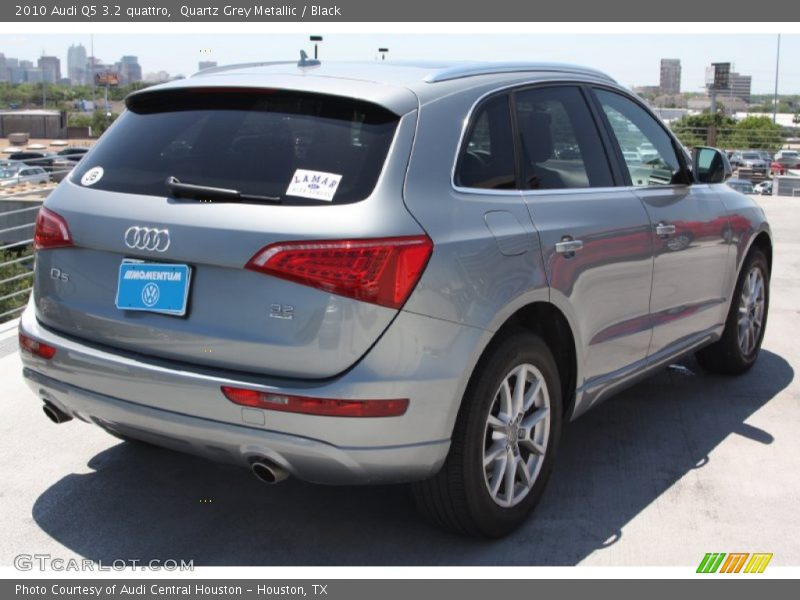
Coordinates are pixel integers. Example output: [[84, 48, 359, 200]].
[[31, 350, 793, 566]]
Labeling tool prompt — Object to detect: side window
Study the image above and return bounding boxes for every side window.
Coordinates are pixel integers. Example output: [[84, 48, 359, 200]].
[[594, 89, 685, 187], [514, 86, 614, 190], [454, 94, 516, 190]]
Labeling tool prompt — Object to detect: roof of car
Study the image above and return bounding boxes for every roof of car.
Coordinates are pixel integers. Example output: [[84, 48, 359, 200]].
[[129, 60, 618, 115]]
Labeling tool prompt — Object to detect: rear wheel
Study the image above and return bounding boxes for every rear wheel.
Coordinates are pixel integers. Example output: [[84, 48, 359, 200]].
[[696, 249, 769, 374], [413, 331, 562, 538]]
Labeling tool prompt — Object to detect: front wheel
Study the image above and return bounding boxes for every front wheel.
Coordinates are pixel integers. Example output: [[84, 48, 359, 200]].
[[696, 248, 769, 374], [413, 331, 562, 538]]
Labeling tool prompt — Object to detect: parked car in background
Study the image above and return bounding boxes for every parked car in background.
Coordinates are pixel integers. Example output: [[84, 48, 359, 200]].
[[55, 147, 90, 162], [754, 181, 773, 195], [770, 150, 800, 175], [19, 60, 772, 537], [727, 178, 755, 194], [729, 151, 769, 173], [0, 165, 50, 187], [774, 149, 800, 162], [7, 151, 55, 168]]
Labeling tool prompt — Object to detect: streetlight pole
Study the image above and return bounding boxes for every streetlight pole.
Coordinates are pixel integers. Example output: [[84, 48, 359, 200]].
[[773, 33, 781, 124]]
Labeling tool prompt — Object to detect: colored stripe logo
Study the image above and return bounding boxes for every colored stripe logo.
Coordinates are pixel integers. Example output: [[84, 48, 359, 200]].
[[697, 553, 773, 573]]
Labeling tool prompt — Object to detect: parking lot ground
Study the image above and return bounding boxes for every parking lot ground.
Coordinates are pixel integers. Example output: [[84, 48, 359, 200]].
[[0, 195, 798, 567]]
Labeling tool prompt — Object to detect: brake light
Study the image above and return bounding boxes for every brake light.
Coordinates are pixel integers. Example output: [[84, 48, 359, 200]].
[[221, 386, 409, 418], [34, 207, 73, 250], [245, 235, 432, 309], [19, 332, 56, 359]]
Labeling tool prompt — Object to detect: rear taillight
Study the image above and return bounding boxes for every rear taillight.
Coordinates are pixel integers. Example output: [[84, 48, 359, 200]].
[[34, 207, 73, 250], [19, 332, 56, 359], [245, 235, 432, 309], [222, 386, 409, 418]]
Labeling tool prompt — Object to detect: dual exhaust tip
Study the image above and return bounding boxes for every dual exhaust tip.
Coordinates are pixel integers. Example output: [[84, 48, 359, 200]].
[[42, 400, 290, 484]]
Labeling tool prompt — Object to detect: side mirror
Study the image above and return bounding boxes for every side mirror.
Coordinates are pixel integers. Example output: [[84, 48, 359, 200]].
[[692, 146, 732, 184]]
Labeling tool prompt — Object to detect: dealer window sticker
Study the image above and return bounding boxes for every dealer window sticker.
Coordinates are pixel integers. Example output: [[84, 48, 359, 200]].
[[285, 169, 342, 202]]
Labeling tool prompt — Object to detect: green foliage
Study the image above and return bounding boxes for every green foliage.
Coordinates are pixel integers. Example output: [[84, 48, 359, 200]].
[[0, 247, 33, 322], [67, 110, 119, 135], [0, 81, 153, 109], [670, 111, 785, 150]]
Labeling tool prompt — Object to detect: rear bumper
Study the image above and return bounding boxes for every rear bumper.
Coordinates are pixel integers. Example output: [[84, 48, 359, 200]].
[[19, 301, 489, 484]]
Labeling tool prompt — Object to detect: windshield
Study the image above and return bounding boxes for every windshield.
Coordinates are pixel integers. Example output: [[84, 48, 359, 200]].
[[71, 88, 400, 205]]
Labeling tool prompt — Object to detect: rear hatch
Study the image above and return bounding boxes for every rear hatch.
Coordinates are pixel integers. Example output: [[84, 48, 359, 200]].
[[34, 86, 427, 379]]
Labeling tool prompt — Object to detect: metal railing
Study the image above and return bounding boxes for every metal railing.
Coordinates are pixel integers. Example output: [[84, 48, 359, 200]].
[[0, 155, 78, 323], [0, 201, 38, 322]]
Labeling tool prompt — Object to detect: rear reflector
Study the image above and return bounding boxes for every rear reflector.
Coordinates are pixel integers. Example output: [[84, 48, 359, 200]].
[[245, 235, 432, 309], [19, 332, 56, 359], [221, 386, 409, 418], [34, 207, 73, 250]]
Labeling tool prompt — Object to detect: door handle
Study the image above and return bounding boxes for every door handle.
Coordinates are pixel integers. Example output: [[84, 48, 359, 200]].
[[555, 238, 584, 257], [656, 222, 676, 237]]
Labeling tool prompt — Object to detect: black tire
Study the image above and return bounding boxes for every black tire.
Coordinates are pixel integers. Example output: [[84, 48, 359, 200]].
[[413, 330, 563, 538], [696, 248, 769, 375]]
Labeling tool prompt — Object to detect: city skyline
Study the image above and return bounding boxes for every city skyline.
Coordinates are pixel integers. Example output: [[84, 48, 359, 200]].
[[0, 33, 797, 94]]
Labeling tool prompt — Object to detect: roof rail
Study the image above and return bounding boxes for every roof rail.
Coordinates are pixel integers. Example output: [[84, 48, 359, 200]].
[[192, 61, 296, 77], [424, 62, 616, 84]]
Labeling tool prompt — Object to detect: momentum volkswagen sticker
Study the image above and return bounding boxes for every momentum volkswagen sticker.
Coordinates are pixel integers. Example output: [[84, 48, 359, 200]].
[[285, 169, 342, 201]]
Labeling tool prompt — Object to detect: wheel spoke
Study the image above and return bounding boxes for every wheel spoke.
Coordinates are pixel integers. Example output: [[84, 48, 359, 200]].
[[521, 439, 546, 455], [503, 452, 517, 503], [484, 441, 506, 467], [516, 456, 533, 488], [487, 414, 507, 431], [489, 454, 507, 497], [512, 365, 527, 416], [498, 380, 513, 422], [522, 378, 542, 413], [521, 406, 549, 431]]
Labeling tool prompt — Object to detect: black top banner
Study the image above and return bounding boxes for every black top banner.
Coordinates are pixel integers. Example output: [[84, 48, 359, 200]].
[[4, 0, 799, 21]]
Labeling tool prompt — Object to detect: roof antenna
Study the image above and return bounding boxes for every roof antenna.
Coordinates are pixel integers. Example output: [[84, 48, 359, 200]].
[[298, 50, 320, 68]]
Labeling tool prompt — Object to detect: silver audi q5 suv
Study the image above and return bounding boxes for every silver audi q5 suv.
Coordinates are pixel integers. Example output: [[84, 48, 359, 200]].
[[19, 60, 771, 537]]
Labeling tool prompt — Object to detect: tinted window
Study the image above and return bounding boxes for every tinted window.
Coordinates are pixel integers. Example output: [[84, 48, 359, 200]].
[[514, 86, 613, 190], [595, 89, 685, 187], [454, 94, 516, 190], [70, 89, 399, 205]]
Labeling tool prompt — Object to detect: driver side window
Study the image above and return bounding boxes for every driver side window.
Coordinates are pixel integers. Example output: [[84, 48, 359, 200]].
[[595, 89, 686, 187]]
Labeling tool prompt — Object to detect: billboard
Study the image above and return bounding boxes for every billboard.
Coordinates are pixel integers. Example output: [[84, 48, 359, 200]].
[[95, 72, 120, 86], [706, 62, 731, 90]]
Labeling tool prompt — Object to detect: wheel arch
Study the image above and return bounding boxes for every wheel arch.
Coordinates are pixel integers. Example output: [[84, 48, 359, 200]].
[[467, 301, 580, 421]]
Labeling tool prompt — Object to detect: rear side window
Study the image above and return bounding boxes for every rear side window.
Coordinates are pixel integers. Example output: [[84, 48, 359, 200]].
[[454, 94, 516, 190], [71, 89, 400, 205], [514, 86, 614, 190]]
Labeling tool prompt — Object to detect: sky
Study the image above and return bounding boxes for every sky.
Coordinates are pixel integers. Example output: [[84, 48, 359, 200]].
[[0, 33, 796, 95]]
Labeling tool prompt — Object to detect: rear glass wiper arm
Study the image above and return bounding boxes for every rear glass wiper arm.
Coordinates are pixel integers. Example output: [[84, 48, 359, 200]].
[[165, 176, 282, 204]]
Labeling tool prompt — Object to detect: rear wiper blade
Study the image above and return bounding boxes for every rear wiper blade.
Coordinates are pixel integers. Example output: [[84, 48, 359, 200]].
[[165, 176, 282, 204]]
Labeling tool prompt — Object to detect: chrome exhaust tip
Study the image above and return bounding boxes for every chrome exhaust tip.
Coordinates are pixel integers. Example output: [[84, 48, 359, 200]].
[[250, 459, 290, 484], [42, 401, 72, 424]]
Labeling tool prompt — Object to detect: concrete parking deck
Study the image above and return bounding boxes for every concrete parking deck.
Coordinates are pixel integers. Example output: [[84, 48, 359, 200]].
[[0, 195, 798, 567]]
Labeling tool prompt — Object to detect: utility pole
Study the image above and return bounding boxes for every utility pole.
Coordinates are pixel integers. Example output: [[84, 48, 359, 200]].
[[773, 34, 781, 124]]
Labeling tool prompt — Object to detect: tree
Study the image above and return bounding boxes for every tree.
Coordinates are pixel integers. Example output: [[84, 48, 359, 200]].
[[720, 116, 783, 150], [669, 112, 736, 148]]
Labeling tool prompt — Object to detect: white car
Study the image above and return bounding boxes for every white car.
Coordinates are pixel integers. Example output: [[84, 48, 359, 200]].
[[0, 166, 50, 187]]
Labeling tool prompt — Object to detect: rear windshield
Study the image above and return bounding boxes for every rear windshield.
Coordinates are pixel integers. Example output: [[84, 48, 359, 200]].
[[71, 89, 400, 205]]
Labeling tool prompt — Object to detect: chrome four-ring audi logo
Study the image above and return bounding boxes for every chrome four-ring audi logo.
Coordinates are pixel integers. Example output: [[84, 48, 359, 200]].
[[124, 226, 170, 252]]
